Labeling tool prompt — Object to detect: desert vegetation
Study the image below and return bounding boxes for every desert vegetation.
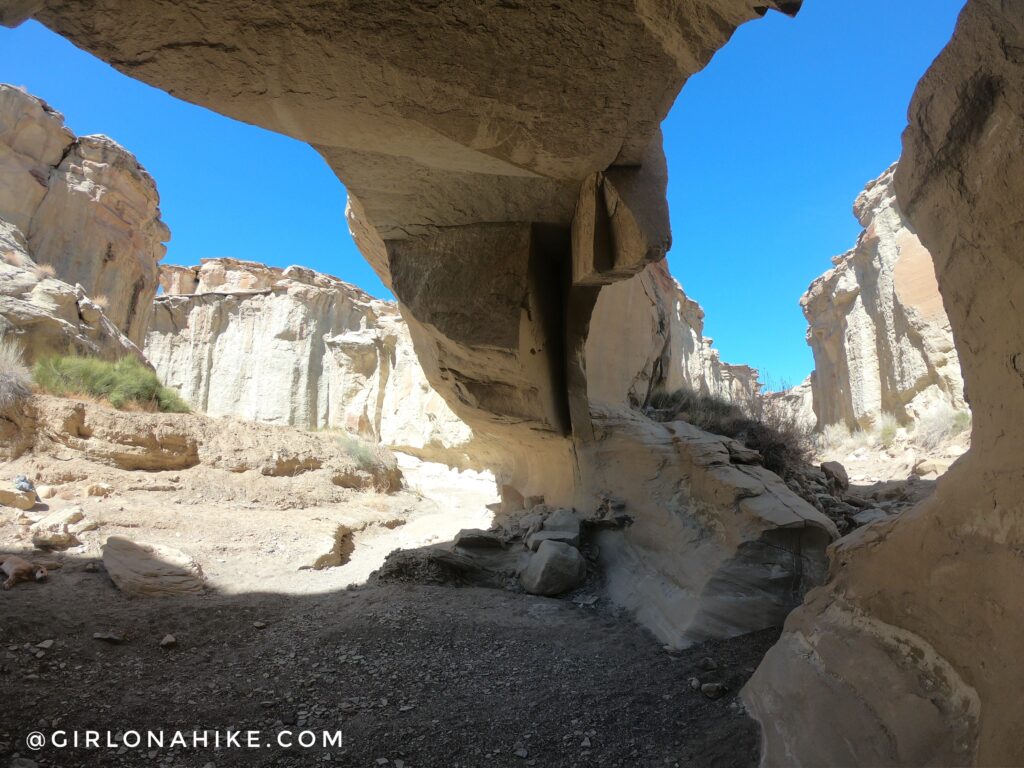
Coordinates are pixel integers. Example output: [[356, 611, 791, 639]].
[[32, 354, 190, 413], [647, 386, 812, 479], [0, 336, 31, 409]]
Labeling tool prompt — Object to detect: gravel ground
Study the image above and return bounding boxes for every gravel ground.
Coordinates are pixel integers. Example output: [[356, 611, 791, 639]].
[[1, 574, 776, 768]]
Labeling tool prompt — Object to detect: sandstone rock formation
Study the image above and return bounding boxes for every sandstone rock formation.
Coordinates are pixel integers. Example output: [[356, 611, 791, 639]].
[[102, 535, 205, 597], [0, 218, 142, 363], [18, 0, 835, 658], [801, 164, 965, 431], [146, 258, 475, 463], [744, 2, 1024, 766], [0, 83, 168, 346], [586, 260, 760, 408]]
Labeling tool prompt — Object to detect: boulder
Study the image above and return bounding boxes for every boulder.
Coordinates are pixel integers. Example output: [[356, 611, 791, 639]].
[[519, 540, 586, 596], [0, 486, 35, 510], [30, 506, 86, 549], [525, 530, 580, 552], [102, 535, 205, 597], [820, 461, 849, 491], [541, 508, 581, 536]]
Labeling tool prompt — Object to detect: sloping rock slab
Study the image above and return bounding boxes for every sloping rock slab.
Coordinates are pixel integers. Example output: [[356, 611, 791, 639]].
[[102, 535, 205, 597]]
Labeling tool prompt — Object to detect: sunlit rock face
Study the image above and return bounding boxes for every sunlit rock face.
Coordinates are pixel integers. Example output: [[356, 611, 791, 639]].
[[744, 3, 1024, 766], [146, 259, 474, 464], [0, 218, 141, 362], [801, 164, 965, 431], [586, 260, 760, 408], [0, 84, 168, 346], [21, 1, 837, 651]]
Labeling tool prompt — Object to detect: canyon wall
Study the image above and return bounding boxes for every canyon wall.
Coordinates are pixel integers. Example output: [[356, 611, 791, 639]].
[[0, 84, 168, 347], [744, 2, 1024, 766], [801, 164, 965, 431], [0, 218, 141, 362], [586, 260, 760, 408], [146, 258, 475, 464]]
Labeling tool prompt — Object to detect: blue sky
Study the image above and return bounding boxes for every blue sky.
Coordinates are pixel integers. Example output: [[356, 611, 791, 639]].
[[0, 1, 965, 385]]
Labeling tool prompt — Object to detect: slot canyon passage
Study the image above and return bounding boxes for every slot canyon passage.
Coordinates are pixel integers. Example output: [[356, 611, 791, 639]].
[[0, 0, 1021, 766]]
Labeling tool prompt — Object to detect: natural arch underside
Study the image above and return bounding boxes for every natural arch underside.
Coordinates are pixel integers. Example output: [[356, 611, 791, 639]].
[[12, 0, 1024, 764]]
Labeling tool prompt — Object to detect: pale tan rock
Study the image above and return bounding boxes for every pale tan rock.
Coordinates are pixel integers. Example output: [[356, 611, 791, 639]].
[[0, 219, 143, 363], [30, 506, 85, 549], [0, 85, 168, 346], [586, 260, 760, 408], [579, 407, 836, 648], [146, 258, 474, 463], [102, 535, 205, 597], [0, 485, 35, 510], [801, 164, 965, 431], [744, 4, 1024, 766]]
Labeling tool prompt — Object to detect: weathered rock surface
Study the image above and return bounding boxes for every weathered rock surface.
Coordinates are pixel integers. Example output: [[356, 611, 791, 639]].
[[586, 260, 760, 408], [0, 218, 143, 362], [744, 3, 1024, 766], [801, 164, 965, 431], [581, 407, 836, 648], [0, 84, 168, 346], [519, 539, 586, 596], [102, 535, 205, 597], [1, 393, 399, 493], [146, 258, 475, 463]]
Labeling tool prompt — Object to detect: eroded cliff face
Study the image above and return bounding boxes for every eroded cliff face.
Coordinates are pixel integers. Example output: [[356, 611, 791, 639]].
[[0, 84, 168, 347], [146, 258, 474, 464], [744, 3, 1024, 765], [586, 260, 760, 408], [801, 164, 965, 431], [0, 218, 141, 362]]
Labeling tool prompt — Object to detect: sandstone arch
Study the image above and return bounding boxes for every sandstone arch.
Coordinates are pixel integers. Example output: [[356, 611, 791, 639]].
[[9, 0, 1024, 763]]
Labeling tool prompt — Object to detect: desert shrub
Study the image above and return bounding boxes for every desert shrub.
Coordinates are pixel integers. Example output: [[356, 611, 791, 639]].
[[331, 430, 397, 471], [877, 412, 899, 448], [0, 336, 32, 409], [32, 355, 190, 413], [914, 403, 972, 450], [648, 386, 812, 479]]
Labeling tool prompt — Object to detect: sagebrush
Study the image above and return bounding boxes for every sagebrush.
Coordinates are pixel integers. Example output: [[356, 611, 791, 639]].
[[33, 355, 190, 413], [647, 386, 811, 479], [331, 430, 398, 473], [0, 336, 32, 410]]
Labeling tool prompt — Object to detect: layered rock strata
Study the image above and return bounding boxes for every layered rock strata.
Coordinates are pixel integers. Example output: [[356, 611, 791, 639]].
[[586, 260, 760, 408], [744, 3, 1024, 766], [146, 258, 474, 463], [0, 83, 168, 346], [801, 164, 965, 430], [0, 218, 141, 362]]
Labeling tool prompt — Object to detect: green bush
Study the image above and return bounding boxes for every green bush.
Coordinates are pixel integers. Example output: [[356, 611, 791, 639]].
[[33, 355, 190, 413]]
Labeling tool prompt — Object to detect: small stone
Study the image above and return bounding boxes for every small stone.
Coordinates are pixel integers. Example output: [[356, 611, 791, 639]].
[[86, 482, 114, 497], [253, 621, 267, 629], [688, 677, 701, 690], [35, 639, 55, 650], [514, 748, 528, 759], [699, 656, 718, 671], [581, 736, 592, 748], [701, 682, 727, 699], [375, 759, 389, 766], [93, 632, 124, 644], [160, 634, 177, 648]]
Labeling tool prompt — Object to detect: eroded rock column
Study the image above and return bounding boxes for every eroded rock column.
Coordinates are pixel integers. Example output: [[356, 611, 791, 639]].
[[743, 2, 1024, 765]]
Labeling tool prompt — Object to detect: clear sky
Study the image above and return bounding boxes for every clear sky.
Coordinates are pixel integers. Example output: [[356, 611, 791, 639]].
[[0, 0, 965, 386]]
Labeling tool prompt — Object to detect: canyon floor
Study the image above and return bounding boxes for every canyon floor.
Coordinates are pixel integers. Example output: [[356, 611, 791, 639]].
[[1, 399, 775, 768]]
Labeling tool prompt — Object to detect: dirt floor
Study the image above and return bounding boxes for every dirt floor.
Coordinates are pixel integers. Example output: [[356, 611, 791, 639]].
[[0, 575, 775, 768]]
